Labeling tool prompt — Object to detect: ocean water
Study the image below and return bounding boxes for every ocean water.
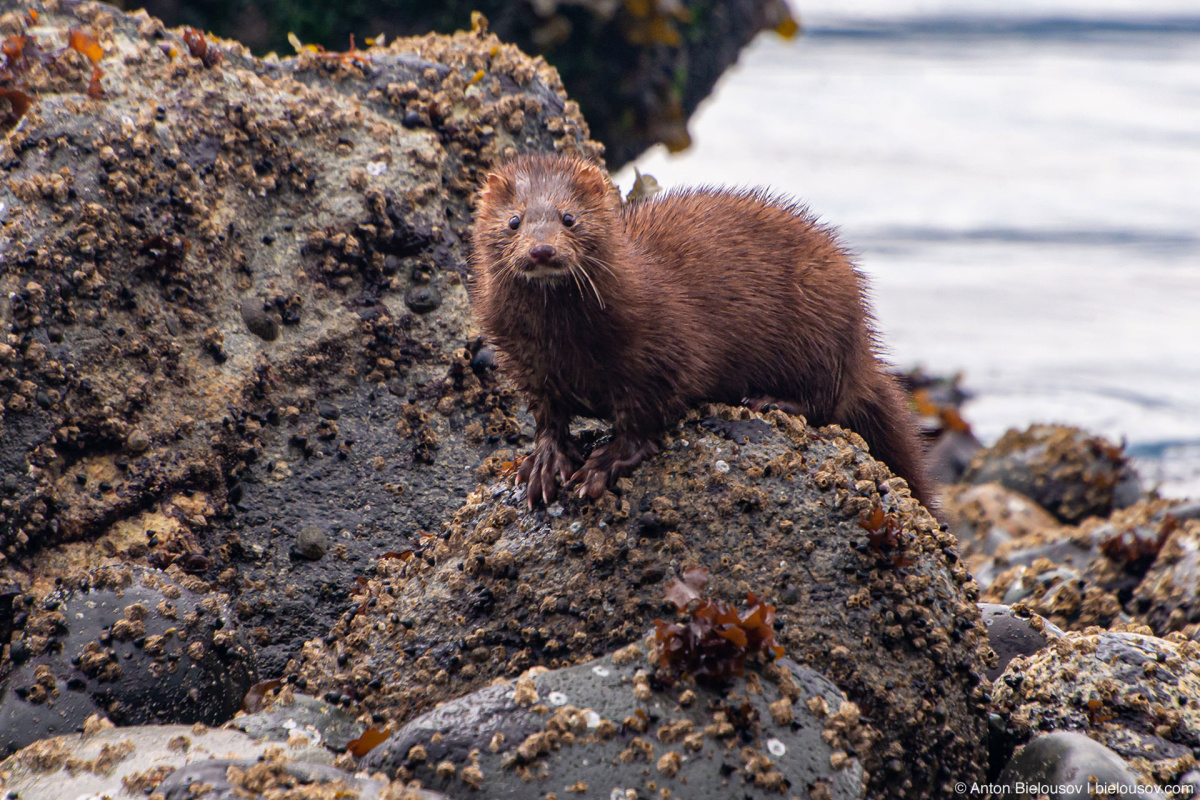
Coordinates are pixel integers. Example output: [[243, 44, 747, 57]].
[[618, 0, 1200, 497]]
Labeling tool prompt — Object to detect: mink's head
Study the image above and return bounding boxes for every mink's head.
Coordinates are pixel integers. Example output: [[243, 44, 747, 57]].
[[471, 152, 621, 304]]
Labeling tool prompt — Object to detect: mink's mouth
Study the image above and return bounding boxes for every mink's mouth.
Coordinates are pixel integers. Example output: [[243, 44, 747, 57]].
[[515, 260, 572, 281]]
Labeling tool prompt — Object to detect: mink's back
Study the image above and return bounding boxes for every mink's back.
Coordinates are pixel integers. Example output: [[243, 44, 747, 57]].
[[618, 188, 875, 420]]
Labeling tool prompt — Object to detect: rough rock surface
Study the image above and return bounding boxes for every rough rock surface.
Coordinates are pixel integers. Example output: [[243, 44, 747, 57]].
[[0, 722, 336, 799], [991, 630, 1200, 789], [230, 691, 365, 752], [0, 0, 600, 676], [961, 425, 1141, 525], [978, 499, 1199, 634], [363, 638, 866, 799], [129, 0, 799, 169], [296, 406, 991, 798], [943, 481, 1059, 562], [0, 564, 255, 756], [157, 750, 392, 799]]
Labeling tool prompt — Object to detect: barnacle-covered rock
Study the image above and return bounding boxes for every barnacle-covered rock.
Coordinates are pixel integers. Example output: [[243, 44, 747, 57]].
[[961, 425, 1141, 524], [157, 749, 393, 799], [297, 406, 991, 799], [991, 630, 1200, 789], [0, 723, 341, 800], [0, 565, 255, 756], [978, 499, 1191, 633], [361, 636, 866, 799], [0, 0, 599, 674], [128, 0, 800, 169]]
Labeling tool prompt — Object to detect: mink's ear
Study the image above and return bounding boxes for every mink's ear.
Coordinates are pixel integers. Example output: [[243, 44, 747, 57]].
[[480, 172, 514, 201], [573, 162, 612, 202]]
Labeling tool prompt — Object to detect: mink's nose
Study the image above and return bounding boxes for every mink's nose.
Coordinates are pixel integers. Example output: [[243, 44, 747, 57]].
[[529, 244, 556, 264]]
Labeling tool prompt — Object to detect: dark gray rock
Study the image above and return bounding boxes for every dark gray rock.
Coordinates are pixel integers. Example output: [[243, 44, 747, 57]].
[[997, 732, 1163, 798], [363, 639, 866, 799], [0, 566, 255, 756], [299, 407, 991, 800], [292, 526, 329, 561], [230, 693, 363, 752], [927, 429, 983, 486], [240, 297, 281, 341], [978, 603, 1062, 682], [992, 630, 1200, 787], [962, 425, 1141, 524]]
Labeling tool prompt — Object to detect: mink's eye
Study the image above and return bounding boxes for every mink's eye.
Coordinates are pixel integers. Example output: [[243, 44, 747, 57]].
[[561, 212, 576, 227], [508, 215, 521, 230]]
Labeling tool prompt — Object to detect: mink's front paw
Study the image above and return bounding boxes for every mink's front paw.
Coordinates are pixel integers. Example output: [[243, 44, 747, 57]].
[[517, 438, 582, 507], [571, 436, 660, 499]]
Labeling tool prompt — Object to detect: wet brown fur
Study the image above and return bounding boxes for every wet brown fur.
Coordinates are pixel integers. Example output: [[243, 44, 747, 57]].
[[470, 152, 935, 510]]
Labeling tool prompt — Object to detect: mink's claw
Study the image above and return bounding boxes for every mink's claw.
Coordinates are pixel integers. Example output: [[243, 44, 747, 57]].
[[517, 438, 581, 507], [569, 435, 660, 500]]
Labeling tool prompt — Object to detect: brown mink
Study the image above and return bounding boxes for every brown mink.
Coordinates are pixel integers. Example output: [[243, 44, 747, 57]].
[[470, 152, 935, 511]]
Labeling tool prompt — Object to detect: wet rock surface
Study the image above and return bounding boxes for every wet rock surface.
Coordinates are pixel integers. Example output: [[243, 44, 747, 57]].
[[974, 499, 1199, 634], [0, 722, 334, 799], [991, 631, 1200, 788], [997, 731, 1164, 799], [961, 425, 1141, 525], [0, 0, 598, 679], [230, 691, 364, 752], [978, 602, 1062, 682], [0, 565, 254, 756], [297, 406, 991, 799], [363, 638, 866, 799], [158, 751, 391, 799]]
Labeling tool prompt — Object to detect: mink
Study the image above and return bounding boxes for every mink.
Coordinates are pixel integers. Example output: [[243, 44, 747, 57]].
[[470, 152, 935, 511]]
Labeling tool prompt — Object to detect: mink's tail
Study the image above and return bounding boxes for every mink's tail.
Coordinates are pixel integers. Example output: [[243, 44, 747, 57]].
[[842, 376, 939, 516]]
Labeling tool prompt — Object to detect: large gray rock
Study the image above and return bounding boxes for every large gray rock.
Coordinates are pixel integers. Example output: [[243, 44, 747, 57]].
[[363, 638, 866, 799], [997, 732, 1164, 799], [0, 0, 599, 675], [297, 406, 992, 799], [992, 630, 1200, 788], [0, 723, 335, 799], [0, 565, 255, 756]]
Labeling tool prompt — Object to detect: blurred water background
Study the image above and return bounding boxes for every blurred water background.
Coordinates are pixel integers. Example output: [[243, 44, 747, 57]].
[[618, 0, 1200, 497]]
